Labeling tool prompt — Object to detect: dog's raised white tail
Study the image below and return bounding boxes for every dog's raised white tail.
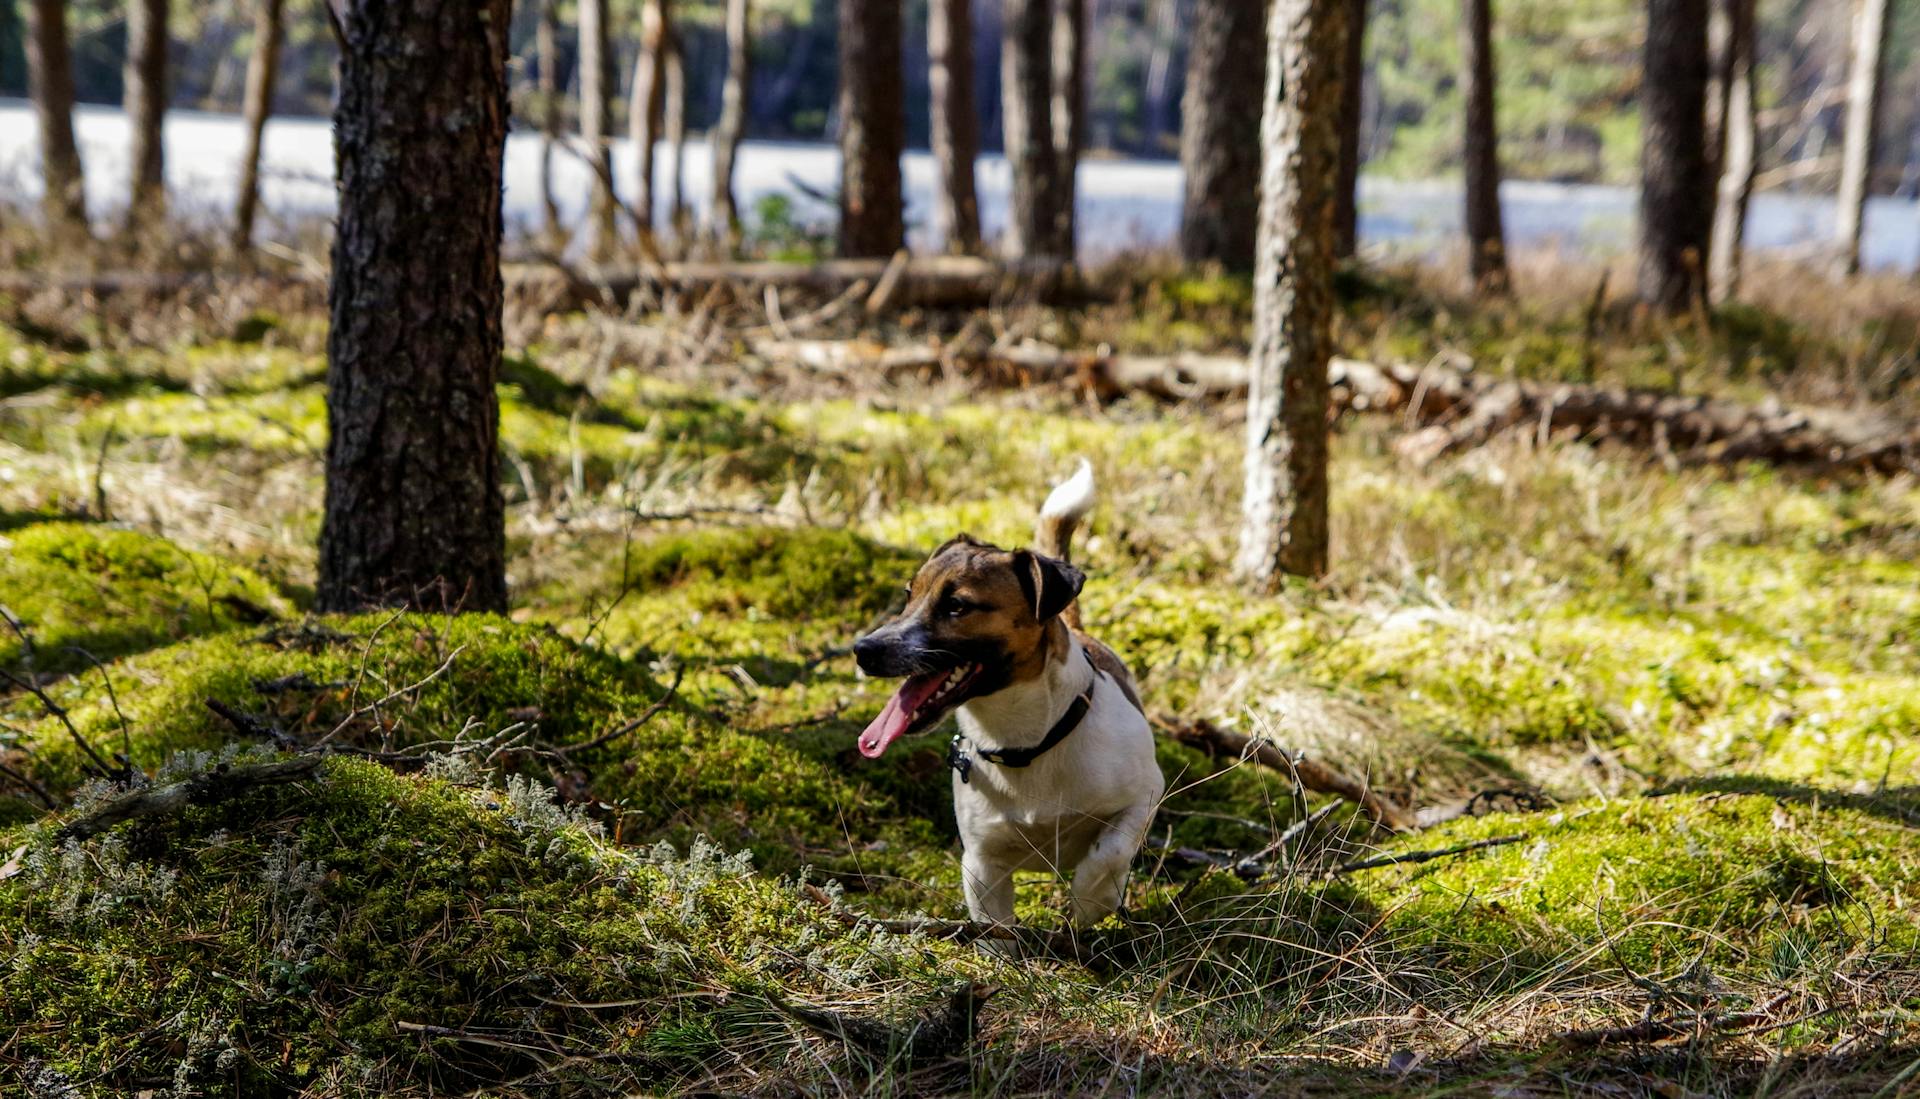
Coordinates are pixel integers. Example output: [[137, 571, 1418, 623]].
[[1036, 459, 1096, 562]]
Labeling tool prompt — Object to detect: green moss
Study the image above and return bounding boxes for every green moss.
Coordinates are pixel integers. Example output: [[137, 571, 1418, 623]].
[[0, 757, 987, 1096], [0, 521, 289, 673], [1372, 793, 1920, 981]]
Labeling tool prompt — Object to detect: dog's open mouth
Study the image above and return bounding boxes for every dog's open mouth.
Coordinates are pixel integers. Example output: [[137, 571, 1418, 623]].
[[858, 663, 985, 758]]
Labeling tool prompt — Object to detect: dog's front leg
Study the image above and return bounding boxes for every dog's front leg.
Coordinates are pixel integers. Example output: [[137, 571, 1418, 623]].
[[961, 847, 1017, 927], [1069, 803, 1156, 927]]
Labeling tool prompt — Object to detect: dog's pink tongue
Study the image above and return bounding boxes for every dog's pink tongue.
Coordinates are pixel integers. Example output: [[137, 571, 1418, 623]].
[[858, 672, 946, 758]]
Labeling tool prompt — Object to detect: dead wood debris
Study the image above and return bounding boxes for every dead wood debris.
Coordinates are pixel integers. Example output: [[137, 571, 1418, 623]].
[[55, 756, 321, 842], [756, 338, 1920, 475], [1154, 715, 1419, 833]]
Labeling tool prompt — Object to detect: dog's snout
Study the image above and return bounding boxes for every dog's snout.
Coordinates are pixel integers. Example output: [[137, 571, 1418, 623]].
[[853, 625, 920, 676]]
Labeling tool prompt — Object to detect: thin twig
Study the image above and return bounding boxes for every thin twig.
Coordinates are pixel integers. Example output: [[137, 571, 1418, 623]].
[[319, 643, 468, 745], [552, 667, 683, 759], [1331, 833, 1527, 875]]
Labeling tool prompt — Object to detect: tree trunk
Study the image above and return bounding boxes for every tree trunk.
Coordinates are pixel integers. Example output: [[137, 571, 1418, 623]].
[[319, 0, 510, 614], [1237, 0, 1348, 587], [929, 0, 981, 252], [231, 0, 282, 252], [837, 0, 905, 257], [123, 0, 169, 225], [1706, 0, 1754, 302], [25, 0, 87, 236], [1459, 0, 1508, 293], [1834, 0, 1889, 276], [1048, 0, 1084, 256], [1636, 0, 1712, 311], [1141, 0, 1179, 152], [537, 0, 562, 242], [629, 0, 672, 244], [1002, 0, 1061, 258], [1178, 0, 1263, 271], [709, 0, 751, 251], [579, 0, 619, 259], [665, 34, 688, 243], [1332, 0, 1367, 258]]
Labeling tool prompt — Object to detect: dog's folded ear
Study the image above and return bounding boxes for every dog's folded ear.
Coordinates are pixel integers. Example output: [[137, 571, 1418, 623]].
[[1012, 550, 1085, 623]]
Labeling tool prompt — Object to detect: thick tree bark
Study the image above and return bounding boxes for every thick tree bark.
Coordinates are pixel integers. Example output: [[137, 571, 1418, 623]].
[[318, 0, 509, 614], [1707, 0, 1754, 302], [709, 0, 751, 251], [25, 0, 87, 235], [629, 0, 672, 243], [1178, 0, 1263, 271], [537, 0, 562, 241], [837, 0, 905, 257], [1002, 0, 1062, 258], [929, 0, 982, 252], [1834, 0, 1889, 276], [1049, 0, 1084, 256], [1237, 0, 1348, 586], [231, 0, 283, 251], [666, 36, 688, 242], [123, 0, 169, 225], [1459, 0, 1508, 293], [1332, 0, 1367, 258], [1636, 0, 1712, 311], [579, 0, 619, 259]]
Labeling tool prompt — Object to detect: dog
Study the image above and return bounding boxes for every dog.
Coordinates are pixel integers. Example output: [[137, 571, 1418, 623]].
[[852, 461, 1165, 927]]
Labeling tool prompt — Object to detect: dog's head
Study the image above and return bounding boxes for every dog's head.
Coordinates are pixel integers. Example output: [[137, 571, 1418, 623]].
[[851, 535, 1083, 758]]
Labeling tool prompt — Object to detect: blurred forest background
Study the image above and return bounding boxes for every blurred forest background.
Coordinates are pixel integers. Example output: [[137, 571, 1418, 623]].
[[4, 0, 1918, 191]]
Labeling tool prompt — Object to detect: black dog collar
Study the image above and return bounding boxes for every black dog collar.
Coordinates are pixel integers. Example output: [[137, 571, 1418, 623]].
[[949, 651, 1098, 784]]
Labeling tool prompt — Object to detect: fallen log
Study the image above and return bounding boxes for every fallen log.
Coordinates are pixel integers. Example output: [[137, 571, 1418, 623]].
[[55, 756, 322, 842], [1, 255, 1082, 311], [1155, 715, 1418, 833], [754, 337, 1920, 476]]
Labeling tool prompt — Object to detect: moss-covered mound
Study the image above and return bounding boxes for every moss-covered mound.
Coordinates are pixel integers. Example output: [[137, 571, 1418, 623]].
[[0, 758, 987, 1097], [0, 522, 289, 674]]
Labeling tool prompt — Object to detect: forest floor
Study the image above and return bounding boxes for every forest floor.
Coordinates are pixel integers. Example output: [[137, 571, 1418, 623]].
[[2, 242, 1918, 1097]]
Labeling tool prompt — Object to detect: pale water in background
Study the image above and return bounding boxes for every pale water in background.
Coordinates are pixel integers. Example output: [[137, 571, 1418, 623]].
[[2, 99, 1916, 274]]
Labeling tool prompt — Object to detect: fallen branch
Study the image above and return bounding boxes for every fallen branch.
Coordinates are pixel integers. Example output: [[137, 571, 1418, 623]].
[[756, 338, 1920, 476], [1330, 833, 1527, 875], [1562, 991, 1794, 1048], [550, 667, 684, 759], [56, 756, 321, 842], [1155, 716, 1417, 833]]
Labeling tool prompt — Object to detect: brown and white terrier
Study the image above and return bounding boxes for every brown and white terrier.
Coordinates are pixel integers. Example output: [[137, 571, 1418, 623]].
[[853, 462, 1165, 927]]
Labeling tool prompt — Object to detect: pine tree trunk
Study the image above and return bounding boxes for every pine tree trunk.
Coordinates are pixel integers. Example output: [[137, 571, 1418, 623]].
[[1459, 0, 1508, 293], [1637, 0, 1711, 311], [123, 0, 169, 225], [629, 0, 672, 244], [1707, 0, 1754, 302], [537, 0, 562, 242], [665, 36, 688, 243], [836, 0, 905, 257], [1002, 0, 1061, 258], [709, 0, 751, 251], [1141, 0, 1178, 152], [1178, 0, 1262, 271], [26, 0, 87, 235], [579, 0, 619, 259], [1236, 0, 1348, 587], [231, 0, 282, 252], [319, 0, 510, 614], [1834, 0, 1888, 276], [1048, 0, 1084, 256], [1332, 0, 1367, 258], [929, 0, 981, 252]]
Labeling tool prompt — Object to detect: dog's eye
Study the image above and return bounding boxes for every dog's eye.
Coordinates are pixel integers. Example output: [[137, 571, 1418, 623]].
[[938, 596, 972, 618]]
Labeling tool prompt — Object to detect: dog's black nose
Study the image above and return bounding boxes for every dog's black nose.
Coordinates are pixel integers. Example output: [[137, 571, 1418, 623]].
[[852, 634, 885, 675]]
